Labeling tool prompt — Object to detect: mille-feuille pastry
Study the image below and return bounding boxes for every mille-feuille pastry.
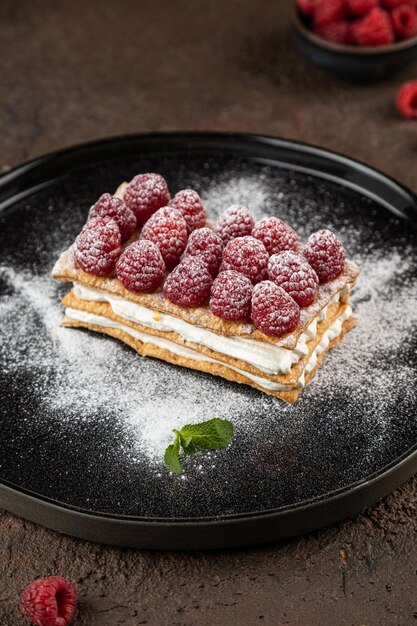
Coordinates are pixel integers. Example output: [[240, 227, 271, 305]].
[[52, 173, 360, 403]]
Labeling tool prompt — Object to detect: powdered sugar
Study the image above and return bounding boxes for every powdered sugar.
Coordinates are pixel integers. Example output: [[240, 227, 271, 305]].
[[204, 177, 268, 221], [0, 263, 251, 465], [1, 163, 417, 518]]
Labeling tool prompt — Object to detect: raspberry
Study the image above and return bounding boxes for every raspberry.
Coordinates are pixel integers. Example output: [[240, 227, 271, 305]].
[[347, 0, 379, 16], [140, 206, 188, 269], [183, 227, 224, 277], [396, 80, 417, 118], [297, 0, 318, 16], [170, 189, 207, 233], [116, 240, 165, 293], [164, 257, 213, 307], [381, 0, 414, 8], [391, 5, 417, 39], [88, 193, 136, 242], [314, 0, 348, 27], [303, 229, 346, 283], [210, 270, 253, 321], [268, 251, 319, 307], [21, 576, 77, 626], [214, 205, 255, 245], [74, 217, 121, 276], [315, 20, 352, 43], [123, 173, 170, 224], [251, 281, 300, 337], [252, 217, 299, 255], [220, 236, 269, 285], [350, 7, 394, 45]]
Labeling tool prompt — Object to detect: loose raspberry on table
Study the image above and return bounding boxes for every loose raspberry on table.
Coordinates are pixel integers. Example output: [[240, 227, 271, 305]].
[[391, 5, 417, 40], [347, 0, 379, 16], [251, 281, 300, 337], [140, 206, 188, 269], [296, 0, 318, 16], [210, 270, 253, 321], [252, 217, 299, 255], [220, 236, 269, 285], [164, 257, 213, 307], [396, 80, 417, 118], [170, 189, 207, 233], [315, 20, 352, 43], [123, 173, 170, 224], [314, 0, 348, 27], [74, 217, 121, 276], [350, 7, 394, 45], [268, 251, 319, 307], [183, 227, 224, 277], [214, 205, 255, 245], [116, 240, 165, 293], [21, 576, 77, 626], [303, 229, 346, 283], [88, 193, 136, 242]]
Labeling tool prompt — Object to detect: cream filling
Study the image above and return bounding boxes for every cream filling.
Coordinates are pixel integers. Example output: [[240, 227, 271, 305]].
[[72, 283, 346, 375], [64, 305, 352, 392]]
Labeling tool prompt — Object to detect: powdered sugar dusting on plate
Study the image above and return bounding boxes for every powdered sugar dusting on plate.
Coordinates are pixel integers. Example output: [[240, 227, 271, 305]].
[[0, 161, 417, 518]]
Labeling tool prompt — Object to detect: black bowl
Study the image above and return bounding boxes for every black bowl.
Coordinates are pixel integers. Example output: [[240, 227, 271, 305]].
[[292, 9, 417, 82]]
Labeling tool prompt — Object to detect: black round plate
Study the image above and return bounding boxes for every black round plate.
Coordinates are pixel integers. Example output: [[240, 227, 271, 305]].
[[1, 133, 417, 550]]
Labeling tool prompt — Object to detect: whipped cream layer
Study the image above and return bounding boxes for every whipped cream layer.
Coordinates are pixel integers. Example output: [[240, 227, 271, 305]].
[[72, 283, 347, 375], [64, 305, 352, 392]]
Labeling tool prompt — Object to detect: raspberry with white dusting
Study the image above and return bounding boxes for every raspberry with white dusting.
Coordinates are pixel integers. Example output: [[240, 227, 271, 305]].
[[171, 189, 207, 233], [88, 193, 136, 242], [74, 217, 121, 276], [268, 250, 319, 307], [251, 281, 300, 337], [164, 257, 213, 307], [303, 229, 346, 283], [214, 204, 255, 245], [220, 236, 269, 284], [252, 217, 299, 256], [123, 173, 170, 224], [140, 206, 188, 269], [210, 270, 253, 321], [116, 240, 165, 293], [183, 227, 224, 277]]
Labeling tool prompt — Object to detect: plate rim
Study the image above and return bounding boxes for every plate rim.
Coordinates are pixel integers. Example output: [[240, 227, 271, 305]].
[[1, 130, 416, 206]]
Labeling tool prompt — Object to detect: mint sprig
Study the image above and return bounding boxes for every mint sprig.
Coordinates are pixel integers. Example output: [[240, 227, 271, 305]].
[[164, 418, 234, 474]]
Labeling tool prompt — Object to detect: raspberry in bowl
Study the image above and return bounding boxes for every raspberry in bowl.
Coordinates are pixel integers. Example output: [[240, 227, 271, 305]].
[[293, 0, 417, 81]]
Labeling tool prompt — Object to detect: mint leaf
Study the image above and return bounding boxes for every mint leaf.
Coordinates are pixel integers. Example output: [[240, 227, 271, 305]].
[[164, 418, 234, 474], [179, 418, 234, 450], [182, 441, 198, 456], [164, 435, 182, 474]]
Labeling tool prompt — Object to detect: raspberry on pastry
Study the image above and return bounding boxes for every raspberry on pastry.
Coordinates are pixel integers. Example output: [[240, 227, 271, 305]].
[[74, 217, 121, 276]]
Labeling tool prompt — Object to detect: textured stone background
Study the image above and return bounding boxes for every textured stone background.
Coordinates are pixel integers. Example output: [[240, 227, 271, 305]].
[[1, 0, 417, 624]]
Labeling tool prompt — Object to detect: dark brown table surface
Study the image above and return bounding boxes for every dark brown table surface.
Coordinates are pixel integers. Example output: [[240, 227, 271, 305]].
[[1, 1, 417, 624]]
